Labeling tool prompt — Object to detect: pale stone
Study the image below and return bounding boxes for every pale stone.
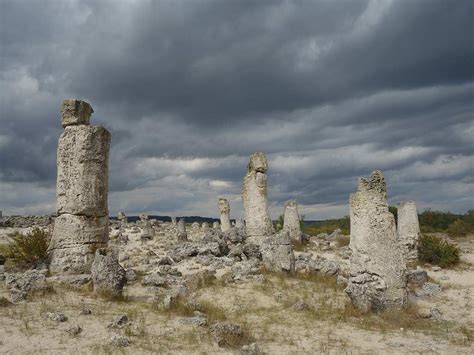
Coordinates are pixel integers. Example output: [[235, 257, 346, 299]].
[[397, 201, 420, 262], [60, 99, 93, 127], [49, 100, 111, 275], [201, 222, 210, 233], [91, 248, 126, 296], [117, 212, 127, 228], [242, 152, 274, 239], [213, 221, 220, 229], [192, 222, 200, 231], [48, 214, 108, 274], [177, 218, 187, 241], [218, 198, 231, 232], [261, 231, 295, 273], [56, 125, 110, 217], [345, 170, 407, 312], [171, 216, 177, 226], [283, 200, 302, 242], [235, 219, 245, 229]]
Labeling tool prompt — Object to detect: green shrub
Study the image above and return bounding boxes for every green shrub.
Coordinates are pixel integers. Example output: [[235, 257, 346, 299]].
[[418, 234, 460, 268], [7, 228, 50, 269], [446, 219, 471, 238]]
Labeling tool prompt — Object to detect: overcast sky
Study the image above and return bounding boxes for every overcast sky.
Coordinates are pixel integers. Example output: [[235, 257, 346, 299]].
[[0, 0, 473, 220]]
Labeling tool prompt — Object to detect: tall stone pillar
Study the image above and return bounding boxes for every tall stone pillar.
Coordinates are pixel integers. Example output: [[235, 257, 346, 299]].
[[48, 99, 110, 275], [242, 152, 274, 239], [283, 200, 302, 242], [345, 171, 407, 312], [218, 198, 231, 232], [177, 218, 188, 241], [397, 201, 420, 263]]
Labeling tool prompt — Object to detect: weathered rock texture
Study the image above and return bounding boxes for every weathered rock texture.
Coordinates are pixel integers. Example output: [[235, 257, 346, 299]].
[[117, 212, 127, 228], [283, 200, 302, 242], [177, 219, 188, 241], [49, 99, 110, 275], [60, 99, 94, 128], [91, 248, 126, 296], [242, 152, 274, 239], [218, 198, 232, 232], [397, 201, 420, 262], [345, 171, 407, 312], [261, 231, 295, 273]]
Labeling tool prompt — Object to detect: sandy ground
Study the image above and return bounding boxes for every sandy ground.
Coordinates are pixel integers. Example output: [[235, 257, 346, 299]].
[[0, 224, 473, 354]]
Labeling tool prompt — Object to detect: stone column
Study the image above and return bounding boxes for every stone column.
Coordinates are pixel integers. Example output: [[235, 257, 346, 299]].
[[48, 99, 110, 275], [177, 218, 188, 241], [242, 152, 274, 239], [218, 198, 232, 232], [117, 212, 127, 228], [397, 201, 420, 263], [283, 200, 302, 242], [345, 171, 407, 312], [171, 216, 177, 226]]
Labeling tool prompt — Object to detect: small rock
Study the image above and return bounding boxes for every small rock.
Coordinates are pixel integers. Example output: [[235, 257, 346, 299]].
[[107, 314, 129, 329], [432, 266, 442, 272], [66, 324, 82, 336], [210, 321, 244, 347], [292, 300, 309, 311], [110, 334, 130, 347], [47, 312, 68, 322], [237, 343, 261, 355], [125, 268, 138, 282], [80, 308, 92, 315], [407, 268, 428, 285]]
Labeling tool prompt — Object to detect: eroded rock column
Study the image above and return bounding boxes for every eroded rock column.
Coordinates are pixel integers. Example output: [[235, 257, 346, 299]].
[[48, 99, 110, 275], [242, 152, 274, 239], [283, 200, 302, 242], [345, 171, 407, 312], [218, 198, 232, 232], [397, 201, 420, 263], [177, 218, 188, 241]]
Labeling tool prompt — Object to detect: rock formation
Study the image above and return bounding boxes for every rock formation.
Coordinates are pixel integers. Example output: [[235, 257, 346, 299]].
[[91, 248, 126, 297], [140, 214, 154, 240], [283, 200, 302, 242], [218, 198, 232, 232], [261, 230, 295, 273], [177, 218, 188, 241], [201, 222, 210, 233], [171, 216, 177, 226], [345, 170, 407, 312], [213, 221, 220, 229], [397, 201, 420, 262], [48, 99, 110, 274], [242, 152, 274, 239], [117, 212, 127, 228]]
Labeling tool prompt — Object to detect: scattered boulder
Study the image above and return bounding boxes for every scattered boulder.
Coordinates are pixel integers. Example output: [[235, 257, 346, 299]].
[[47, 311, 68, 322], [210, 321, 245, 347], [110, 334, 130, 347], [5, 269, 48, 302], [261, 231, 295, 273], [91, 248, 126, 297]]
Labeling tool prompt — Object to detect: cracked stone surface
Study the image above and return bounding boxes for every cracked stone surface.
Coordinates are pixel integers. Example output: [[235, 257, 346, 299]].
[[345, 170, 407, 312]]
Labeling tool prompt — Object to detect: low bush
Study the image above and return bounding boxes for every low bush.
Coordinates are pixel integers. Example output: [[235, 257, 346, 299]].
[[6, 228, 50, 269], [418, 234, 460, 268]]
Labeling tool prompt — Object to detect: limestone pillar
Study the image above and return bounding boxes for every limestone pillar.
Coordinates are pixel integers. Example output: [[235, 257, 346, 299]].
[[345, 171, 407, 312], [283, 200, 302, 242], [397, 201, 420, 262], [218, 198, 232, 232], [117, 212, 127, 228], [177, 218, 187, 241], [242, 152, 274, 238], [48, 99, 110, 274]]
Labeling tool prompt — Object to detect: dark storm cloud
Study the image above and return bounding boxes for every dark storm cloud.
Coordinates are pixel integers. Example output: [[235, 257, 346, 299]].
[[0, 0, 473, 217]]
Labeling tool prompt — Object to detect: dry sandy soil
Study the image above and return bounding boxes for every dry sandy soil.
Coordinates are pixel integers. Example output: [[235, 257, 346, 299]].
[[0, 224, 473, 354]]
